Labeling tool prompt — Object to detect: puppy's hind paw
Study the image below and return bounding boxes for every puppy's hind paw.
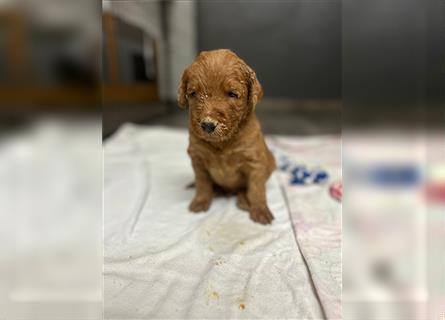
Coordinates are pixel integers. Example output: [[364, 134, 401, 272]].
[[249, 206, 274, 225], [189, 197, 211, 213], [236, 192, 250, 211]]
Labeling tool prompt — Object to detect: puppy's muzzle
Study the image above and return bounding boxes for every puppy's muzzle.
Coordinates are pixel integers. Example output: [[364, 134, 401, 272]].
[[200, 121, 216, 133]]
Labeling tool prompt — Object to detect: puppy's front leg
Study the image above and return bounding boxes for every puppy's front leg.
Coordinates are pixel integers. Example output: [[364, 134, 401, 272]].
[[189, 157, 213, 213], [246, 171, 274, 224]]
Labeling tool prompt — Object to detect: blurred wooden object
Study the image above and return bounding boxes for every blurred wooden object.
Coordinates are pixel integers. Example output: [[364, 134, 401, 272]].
[[0, 10, 100, 109], [102, 13, 120, 84], [102, 13, 159, 105], [0, 10, 158, 110]]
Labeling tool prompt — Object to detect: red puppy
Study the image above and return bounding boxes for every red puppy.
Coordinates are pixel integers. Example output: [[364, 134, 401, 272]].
[[177, 49, 276, 224]]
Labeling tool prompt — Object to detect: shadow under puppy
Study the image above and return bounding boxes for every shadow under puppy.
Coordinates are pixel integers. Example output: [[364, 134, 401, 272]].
[[178, 49, 276, 224]]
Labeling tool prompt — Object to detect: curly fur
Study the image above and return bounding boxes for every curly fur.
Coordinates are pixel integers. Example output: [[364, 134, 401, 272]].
[[178, 49, 276, 224]]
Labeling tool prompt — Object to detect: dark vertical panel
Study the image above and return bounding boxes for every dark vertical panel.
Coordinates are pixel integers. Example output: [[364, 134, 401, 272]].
[[197, 1, 341, 99]]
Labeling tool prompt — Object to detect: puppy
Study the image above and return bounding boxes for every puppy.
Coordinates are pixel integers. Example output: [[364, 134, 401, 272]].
[[177, 49, 276, 224]]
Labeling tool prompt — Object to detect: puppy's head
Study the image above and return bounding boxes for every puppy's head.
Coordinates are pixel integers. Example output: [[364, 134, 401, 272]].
[[177, 49, 263, 143]]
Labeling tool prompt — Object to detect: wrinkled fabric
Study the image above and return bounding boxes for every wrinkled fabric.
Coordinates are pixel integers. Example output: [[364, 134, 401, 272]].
[[104, 124, 338, 319], [268, 136, 342, 320]]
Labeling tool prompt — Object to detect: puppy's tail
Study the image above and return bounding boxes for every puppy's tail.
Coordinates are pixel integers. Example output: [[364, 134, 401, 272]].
[[186, 182, 195, 189]]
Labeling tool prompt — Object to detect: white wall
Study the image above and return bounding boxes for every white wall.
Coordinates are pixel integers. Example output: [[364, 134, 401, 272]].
[[167, 1, 197, 101]]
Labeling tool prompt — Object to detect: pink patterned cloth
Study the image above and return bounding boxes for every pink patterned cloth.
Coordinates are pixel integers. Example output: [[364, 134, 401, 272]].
[[329, 181, 342, 202], [268, 135, 342, 319]]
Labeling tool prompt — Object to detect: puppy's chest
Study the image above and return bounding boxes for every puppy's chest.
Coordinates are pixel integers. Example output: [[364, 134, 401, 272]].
[[206, 152, 246, 188]]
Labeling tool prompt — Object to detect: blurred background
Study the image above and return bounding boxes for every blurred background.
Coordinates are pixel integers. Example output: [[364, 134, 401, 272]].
[[0, 0, 102, 319], [343, 1, 445, 319], [0, 0, 100, 116], [102, 0, 341, 137]]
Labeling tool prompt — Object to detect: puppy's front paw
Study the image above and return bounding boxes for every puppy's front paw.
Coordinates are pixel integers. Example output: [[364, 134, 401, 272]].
[[249, 206, 274, 225], [236, 192, 250, 211], [189, 197, 211, 213]]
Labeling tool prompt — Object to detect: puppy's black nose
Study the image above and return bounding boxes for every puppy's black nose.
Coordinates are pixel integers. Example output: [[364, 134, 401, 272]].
[[201, 121, 216, 133]]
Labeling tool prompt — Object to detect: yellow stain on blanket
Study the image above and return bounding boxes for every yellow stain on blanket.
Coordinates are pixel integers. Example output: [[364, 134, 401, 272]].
[[199, 216, 264, 254], [205, 281, 221, 306]]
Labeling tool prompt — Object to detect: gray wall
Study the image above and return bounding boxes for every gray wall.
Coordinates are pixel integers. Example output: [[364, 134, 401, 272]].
[[197, 1, 341, 99]]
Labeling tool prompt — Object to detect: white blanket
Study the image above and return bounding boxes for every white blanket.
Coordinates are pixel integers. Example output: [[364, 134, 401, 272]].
[[104, 125, 323, 319], [104, 125, 324, 319]]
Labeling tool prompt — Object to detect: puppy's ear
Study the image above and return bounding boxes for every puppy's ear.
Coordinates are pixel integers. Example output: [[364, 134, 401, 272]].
[[246, 65, 263, 110], [177, 68, 188, 108]]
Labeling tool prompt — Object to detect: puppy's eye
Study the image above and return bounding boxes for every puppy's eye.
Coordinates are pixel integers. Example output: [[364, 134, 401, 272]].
[[228, 91, 238, 98], [188, 91, 197, 98]]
